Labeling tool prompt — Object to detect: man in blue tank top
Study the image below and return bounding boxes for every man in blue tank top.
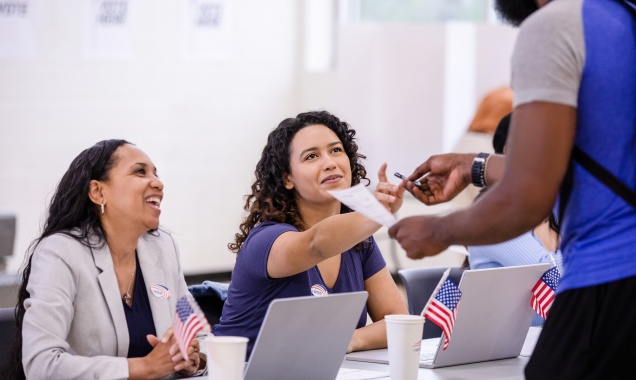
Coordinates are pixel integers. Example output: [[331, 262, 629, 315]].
[[388, 0, 636, 377]]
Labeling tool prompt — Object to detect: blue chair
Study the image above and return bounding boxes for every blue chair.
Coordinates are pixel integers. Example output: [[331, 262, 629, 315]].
[[398, 266, 467, 339], [188, 281, 229, 327], [0, 307, 17, 369]]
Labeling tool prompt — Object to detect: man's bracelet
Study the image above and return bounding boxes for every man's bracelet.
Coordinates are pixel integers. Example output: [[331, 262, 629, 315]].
[[471, 152, 491, 188]]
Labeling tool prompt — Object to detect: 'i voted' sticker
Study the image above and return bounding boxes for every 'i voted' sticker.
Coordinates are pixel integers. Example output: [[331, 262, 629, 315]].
[[310, 284, 328, 296], [151, 284, 171, 299]]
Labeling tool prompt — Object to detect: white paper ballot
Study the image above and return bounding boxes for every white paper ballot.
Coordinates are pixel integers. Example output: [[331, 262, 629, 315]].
[[328, 183, 397, 227], [336, 367, 389, 379]]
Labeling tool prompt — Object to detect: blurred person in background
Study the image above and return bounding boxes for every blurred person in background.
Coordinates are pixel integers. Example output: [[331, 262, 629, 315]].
[[467, 113, 562, 326]]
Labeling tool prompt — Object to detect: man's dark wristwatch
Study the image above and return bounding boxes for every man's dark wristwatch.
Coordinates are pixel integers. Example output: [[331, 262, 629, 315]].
[[471, 152, 490, 188]]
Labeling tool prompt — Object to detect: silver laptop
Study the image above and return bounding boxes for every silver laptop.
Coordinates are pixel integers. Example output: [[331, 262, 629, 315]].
[[346, 264, 550, 368], [243, 291, 368, 380]]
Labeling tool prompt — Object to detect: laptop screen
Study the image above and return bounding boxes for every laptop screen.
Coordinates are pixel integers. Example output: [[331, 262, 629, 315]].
[[244, 292, 368, 380], [346, 264, 550, 368]]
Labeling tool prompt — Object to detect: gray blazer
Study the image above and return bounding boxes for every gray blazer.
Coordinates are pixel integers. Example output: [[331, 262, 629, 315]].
[[22, 229, 189, 380]]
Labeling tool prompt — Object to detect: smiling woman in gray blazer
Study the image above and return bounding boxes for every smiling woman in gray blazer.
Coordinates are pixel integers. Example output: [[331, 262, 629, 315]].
[[4, 140, 203, 379]]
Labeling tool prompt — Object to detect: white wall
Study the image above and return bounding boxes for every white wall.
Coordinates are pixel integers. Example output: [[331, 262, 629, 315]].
[[333, 21, 517, 180], [0, 1, 518, 276], [333, 20, 518, 271], [0, 0, 302, 274]]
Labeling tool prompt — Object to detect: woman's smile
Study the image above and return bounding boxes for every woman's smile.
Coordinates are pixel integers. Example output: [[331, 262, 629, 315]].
[[321, 174, 343, 184]]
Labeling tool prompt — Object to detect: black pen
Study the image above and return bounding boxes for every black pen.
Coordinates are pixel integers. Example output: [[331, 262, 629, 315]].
[[394, 172, 428, 187]]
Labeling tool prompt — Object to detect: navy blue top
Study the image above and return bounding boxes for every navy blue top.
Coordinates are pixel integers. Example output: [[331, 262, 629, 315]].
[[123, 254, 156, 358], [213, 221, 386, 358]]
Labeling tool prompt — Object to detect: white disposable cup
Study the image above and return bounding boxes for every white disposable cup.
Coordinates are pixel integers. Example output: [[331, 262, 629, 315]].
[[385, 314, 425, 380], [205, 335, 248, 380]]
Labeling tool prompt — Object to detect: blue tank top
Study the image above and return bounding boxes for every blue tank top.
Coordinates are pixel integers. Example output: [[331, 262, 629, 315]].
[[557, 0, 636, 291]]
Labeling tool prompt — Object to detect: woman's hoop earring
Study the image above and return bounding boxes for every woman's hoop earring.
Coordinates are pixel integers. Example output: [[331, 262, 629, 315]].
[[101, 203, 105, 215]]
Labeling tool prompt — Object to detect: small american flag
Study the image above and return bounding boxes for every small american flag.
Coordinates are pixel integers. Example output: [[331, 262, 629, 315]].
[[173, 294, 211, 359], [531, 266, 560, 319], [423, 279, 462, 350]]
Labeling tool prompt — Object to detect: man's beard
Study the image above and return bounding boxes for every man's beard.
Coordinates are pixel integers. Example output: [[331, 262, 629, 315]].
[[494, 0, 540, 26]]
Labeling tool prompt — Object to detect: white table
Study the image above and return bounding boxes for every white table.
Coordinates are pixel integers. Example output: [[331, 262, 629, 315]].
[[184, 327, 541, 379], [340, 356, 529, 379], [338, 326, 540, 379]]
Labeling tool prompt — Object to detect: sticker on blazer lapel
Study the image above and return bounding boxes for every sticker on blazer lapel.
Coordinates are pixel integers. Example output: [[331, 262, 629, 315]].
[[151, 284, 171, 299], [310, 284, 328, 296]]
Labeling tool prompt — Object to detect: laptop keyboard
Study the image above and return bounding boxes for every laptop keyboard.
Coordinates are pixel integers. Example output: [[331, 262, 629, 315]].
[[419, 345, 439, 365]]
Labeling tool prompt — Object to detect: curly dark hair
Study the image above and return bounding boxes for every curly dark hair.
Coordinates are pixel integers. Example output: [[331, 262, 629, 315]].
[[3, 139, 131, 380], [228, 111, 370, 253]]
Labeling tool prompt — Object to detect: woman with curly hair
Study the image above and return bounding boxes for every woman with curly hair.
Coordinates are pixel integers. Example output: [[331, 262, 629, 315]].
[[213, 110, 408, 358]]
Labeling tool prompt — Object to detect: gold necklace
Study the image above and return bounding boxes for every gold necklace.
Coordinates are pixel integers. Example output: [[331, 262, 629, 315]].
[[122, 254, 136, 306]]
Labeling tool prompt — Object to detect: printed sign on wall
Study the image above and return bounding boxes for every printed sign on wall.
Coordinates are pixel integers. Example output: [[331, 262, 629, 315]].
[[0, 0, 39, 60], [182, 0, 233, 61], [83, 0, 134, 60]]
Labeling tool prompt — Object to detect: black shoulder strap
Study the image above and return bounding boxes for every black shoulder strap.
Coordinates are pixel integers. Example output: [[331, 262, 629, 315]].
[[559, 146, 636, 227], [572, 147, 636, 210]]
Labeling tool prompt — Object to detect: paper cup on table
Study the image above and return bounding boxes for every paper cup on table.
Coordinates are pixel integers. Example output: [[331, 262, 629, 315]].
[[385, 314, 425, 380], [205, 335, 248, 380]]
